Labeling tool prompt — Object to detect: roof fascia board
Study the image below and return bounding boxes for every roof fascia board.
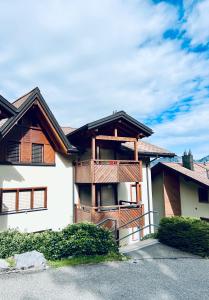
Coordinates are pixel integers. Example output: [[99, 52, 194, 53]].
[[0, 95, 17, 115], [0, 91, 72, 152]]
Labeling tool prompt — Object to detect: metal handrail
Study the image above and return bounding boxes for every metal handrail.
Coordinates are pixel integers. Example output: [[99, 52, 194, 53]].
[[116, 223, 159, 242], [96, 218, 118, 239], [118, 210, 158, 230]]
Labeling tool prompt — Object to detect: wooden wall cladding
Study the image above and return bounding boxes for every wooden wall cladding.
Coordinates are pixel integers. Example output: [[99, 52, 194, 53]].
[[163, 170, 181, 216], [0, 123, 55, 165]]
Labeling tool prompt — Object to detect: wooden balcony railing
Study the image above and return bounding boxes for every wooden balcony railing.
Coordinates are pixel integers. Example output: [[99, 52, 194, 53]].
[[74, 203, 144, 229], [75, 159, 142, 183]]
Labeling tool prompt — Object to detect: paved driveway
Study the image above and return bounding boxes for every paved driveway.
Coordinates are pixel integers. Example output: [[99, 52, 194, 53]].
[[0, 244, 209, 300]]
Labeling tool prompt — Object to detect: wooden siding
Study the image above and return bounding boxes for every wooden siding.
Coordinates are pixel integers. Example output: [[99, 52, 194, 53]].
[[0, 116, 55, 165], [75, 160, 142, 183], [163, 170, 181, 216], [75, 204, 144, 229]]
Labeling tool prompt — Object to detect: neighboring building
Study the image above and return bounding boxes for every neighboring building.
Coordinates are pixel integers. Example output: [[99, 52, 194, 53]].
[[0, 88, 174, 243], [152, 151, 209, 225]]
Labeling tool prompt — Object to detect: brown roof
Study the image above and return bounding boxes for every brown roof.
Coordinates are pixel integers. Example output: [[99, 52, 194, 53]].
[[61, 127, 76, 135], [124, 140, 175, 157], [12, 87, 38, 109], [154, 162, 209, 188]]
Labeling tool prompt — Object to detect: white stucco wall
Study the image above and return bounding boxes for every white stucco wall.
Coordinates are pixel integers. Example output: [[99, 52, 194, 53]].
[[180, 177, 209, 218], [152, 173, 165, 225], [0, 153, 73, 232], [118, 161, 153, 239]]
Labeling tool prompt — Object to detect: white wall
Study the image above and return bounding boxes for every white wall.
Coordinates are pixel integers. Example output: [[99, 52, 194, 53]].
[[118, 161, 153, 238], [0, 153, 73, 232], [152, 173, 165, 225], [180, 177, 209, 218]]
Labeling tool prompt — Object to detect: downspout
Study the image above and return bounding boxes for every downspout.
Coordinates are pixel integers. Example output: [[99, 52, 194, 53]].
[[146, 156, 158, 234]]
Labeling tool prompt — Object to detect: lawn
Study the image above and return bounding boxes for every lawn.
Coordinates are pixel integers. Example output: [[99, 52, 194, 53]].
[[48, 252, 126, 268]]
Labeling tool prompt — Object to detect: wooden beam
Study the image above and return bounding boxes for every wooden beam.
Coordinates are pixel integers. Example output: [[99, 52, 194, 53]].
[[91, 184, 96, 207], [95, 135, 136, 142], [134, 140, 138, 161], [92, 137, 96, 159]]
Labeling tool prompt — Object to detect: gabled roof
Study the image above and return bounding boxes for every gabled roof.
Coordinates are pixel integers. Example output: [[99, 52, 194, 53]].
[[67, 110, 153, 138], [152, 162, 209, 188], [0, 88, 75, 154], [123, 140, 175, 157], [12, 87, 38, 109], [0, 95, 17, 116]]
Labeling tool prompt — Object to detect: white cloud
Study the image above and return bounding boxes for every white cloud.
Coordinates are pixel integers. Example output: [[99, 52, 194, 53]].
[[0, 0, 209, 158], [184, 0, 209, 45]]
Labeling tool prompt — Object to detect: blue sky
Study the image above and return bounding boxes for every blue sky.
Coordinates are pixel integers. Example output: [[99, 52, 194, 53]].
[[0, 0, 209, 159]]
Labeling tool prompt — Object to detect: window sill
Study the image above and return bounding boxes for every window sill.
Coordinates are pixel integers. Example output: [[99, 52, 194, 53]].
[[0, 162, 56, 167], [0, 208, 48, 216]]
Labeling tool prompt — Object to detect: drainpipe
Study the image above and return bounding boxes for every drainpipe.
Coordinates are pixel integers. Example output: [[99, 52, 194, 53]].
[[146, 156, 158, 234]]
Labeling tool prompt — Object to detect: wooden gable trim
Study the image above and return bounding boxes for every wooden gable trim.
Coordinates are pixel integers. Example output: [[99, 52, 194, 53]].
[[36, 101, 67, 154], [95, 135, 137, 142]]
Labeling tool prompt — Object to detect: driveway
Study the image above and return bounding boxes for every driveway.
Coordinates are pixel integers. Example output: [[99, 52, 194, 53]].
[[0, 243, 208, 300]]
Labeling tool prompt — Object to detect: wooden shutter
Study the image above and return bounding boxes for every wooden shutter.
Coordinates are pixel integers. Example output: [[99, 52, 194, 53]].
[[32, 144, 43, 163], [6, 142, 20, 163]]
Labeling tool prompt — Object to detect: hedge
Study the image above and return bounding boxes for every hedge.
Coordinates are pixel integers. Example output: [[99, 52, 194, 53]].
[[0, 223, 118, 260], [158, 217, 209, 257]]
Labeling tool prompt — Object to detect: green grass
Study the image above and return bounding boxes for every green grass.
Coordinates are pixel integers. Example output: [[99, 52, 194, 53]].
[[48, 252, 126, 268], [6, 257, 16, 268]]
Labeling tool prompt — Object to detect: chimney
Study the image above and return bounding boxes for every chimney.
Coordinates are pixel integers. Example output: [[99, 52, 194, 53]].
[[182, 150, 194, 171]]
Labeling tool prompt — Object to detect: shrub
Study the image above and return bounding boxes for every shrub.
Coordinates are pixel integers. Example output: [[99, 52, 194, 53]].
[[0, 223, 118, 260], [158, 217, 209, 257]]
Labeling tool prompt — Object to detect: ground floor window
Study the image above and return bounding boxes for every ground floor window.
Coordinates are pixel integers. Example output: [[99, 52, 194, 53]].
[[97, 184, 118, 207], [0, 187, 47, 213]]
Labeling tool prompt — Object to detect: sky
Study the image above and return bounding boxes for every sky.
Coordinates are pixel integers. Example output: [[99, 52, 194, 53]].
[[0, 0, 209, 159]]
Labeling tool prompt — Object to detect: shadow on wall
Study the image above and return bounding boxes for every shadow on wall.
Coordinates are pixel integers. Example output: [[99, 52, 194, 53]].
[[0, 165, 24, 231]]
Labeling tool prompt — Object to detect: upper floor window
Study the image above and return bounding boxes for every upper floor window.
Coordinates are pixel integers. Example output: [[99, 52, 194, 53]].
[[32, 144, 43, 163], [198, 188, 209, 203], [6, 142, 20, 163]]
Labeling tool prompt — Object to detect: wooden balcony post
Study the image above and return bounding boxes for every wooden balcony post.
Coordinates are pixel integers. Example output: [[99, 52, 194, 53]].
[[91, 183, 96, 207], [134, 139, 138, 161], [92, 137, 96, 160]]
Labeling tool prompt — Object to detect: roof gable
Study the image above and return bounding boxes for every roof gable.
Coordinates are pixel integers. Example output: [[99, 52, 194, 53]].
[[67, 111, 153, 145], [0, 88, 74, 154], [152, 162, 209, 188]]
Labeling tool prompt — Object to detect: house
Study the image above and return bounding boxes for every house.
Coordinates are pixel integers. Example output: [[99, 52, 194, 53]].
[[0, 88, 76, 232], [0, 87, 174, 243], [152, 151, 209, 225]]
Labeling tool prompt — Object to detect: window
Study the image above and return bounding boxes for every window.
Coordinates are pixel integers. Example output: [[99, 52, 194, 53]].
[[0, 187, 47, 213], [198, 188, 209, 203], [32, 144, 43, 163], [6, 142, 20, 163]]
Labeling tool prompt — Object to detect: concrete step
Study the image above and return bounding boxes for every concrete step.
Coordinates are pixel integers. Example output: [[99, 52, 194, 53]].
[[119, 238, 159, 254]]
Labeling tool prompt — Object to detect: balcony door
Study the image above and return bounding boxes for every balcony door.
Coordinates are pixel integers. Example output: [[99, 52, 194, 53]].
[[130, 184, 141, 203], [97, 184, 118, 207]]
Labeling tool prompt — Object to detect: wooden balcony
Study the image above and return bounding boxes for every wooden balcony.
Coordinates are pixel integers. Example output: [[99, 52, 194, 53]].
[[74, 203, 144, 229], [75, 159, 142, 183]]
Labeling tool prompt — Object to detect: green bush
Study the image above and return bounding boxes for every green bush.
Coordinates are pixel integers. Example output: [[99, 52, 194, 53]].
[[158, 217, 209, 257], [0, 223, 118, 260]]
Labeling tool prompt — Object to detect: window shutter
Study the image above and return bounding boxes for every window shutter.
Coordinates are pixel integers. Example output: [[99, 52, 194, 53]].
[[7, 142, 20, 162], [33, 189, 45, 208], [32, 144, 43, 163], [19, 190, 31, 210], [2, 191, 16, 212]]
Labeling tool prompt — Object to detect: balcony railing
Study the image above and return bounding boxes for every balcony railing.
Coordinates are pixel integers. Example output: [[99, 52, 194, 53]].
[[74, 203, 144, 229], [75, 159, 142, 183]]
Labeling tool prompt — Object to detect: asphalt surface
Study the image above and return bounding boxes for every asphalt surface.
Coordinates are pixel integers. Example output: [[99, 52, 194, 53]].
[[0, 244, 209, 300]]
